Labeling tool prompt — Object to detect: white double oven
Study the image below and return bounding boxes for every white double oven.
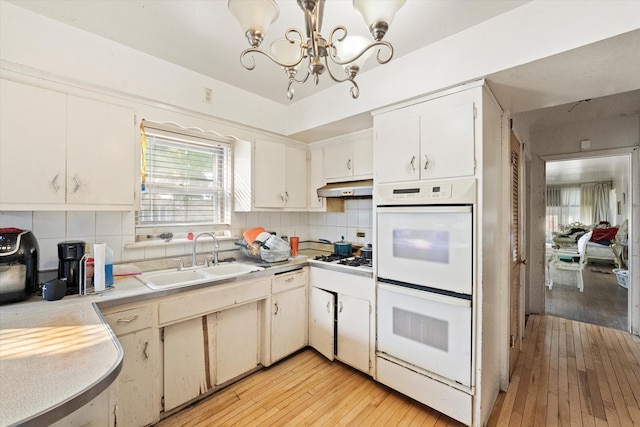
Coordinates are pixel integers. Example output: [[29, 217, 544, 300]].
[[375, 178, 476, 396]]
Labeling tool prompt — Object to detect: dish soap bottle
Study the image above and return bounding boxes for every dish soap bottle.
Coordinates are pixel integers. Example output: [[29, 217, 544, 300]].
[[105, 245, 114, 287]]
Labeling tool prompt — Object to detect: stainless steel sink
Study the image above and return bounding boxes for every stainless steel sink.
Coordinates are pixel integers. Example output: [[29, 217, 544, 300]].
[[137, 263, 264, 290]]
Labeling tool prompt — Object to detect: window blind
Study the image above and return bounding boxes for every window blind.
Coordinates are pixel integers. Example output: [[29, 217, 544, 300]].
[[138, 123, 232, 227]]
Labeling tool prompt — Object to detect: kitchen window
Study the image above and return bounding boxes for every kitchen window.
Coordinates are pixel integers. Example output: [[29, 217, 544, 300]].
[[137, 121, 233, 230]]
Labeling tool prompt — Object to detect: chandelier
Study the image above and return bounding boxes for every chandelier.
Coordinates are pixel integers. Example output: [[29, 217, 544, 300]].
[[228, 0, 406, 100]]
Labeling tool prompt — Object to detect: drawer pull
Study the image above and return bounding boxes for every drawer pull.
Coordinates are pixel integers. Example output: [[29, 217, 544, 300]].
[[117, 314, 139, 324], [274, 302, 279, 316], [143, 341, 149, 360], [285, 277, 294, 283]]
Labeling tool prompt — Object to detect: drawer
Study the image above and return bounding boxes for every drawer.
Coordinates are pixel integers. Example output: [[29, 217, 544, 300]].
[[103, 305, 154, 336], [272, 269, 307, 294]]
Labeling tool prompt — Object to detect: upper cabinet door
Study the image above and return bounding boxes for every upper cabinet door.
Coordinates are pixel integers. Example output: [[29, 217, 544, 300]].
[[420, 101, 475, 180], [66, 96, 135, 206], [285, 145, 307, 208], [254, 139, 287, 208], [0, 79, 67, 205], [352, 138, 373, 177], [323, 143, 353, 180], [374, 114, 420, 183]]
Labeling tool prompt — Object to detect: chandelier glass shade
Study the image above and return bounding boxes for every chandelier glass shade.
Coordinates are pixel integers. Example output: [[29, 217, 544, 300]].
[[228, 0, 406, 100]]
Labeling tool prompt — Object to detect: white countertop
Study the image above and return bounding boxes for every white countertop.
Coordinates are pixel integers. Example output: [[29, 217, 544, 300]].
[[0, 255, 312, 426]]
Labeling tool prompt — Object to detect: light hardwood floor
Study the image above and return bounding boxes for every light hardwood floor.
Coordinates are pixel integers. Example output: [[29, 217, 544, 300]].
[[155, 315, 640, 426]]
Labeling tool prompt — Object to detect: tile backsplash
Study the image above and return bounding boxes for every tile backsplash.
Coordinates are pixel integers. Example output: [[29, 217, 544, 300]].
[[0, 199, 372, 271]]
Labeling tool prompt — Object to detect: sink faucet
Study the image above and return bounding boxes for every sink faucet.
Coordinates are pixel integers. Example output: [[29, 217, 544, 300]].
[[192, 232, 220, 267]]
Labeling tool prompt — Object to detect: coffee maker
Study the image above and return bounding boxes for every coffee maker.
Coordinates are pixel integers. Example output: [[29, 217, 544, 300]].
[[57, 241, 86, 295]]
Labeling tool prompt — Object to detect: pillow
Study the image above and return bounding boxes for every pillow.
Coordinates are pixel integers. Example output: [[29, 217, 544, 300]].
[[577, 231, 593, 255], [591, 227, 618, 243]]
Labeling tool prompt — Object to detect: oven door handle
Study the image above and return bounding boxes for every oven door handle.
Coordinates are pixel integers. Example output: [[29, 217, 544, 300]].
[[378, 282, 471, 307]]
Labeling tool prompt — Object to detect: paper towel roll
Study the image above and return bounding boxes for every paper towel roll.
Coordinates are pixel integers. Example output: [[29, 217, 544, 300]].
[[94, 243, 106, 292]]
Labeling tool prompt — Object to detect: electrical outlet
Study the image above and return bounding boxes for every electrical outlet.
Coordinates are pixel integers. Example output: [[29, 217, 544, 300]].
[[204, 87, 213, 103], [356, 231, 365, 238]]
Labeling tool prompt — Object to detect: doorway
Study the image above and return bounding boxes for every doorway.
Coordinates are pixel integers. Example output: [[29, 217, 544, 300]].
[[544, 154, 631, 330]]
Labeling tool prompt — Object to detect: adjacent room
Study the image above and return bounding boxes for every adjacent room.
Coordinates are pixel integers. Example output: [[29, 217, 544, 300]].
[[545, 155, 630, 330]]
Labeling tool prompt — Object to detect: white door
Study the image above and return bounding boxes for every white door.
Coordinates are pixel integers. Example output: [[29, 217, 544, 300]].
[[285, 145, 307, 208], [271, 287, 307, 362], [420, 101, 475, 180], [324, 143, 353, 180], [374, 115, 420, 183], [0, 79, 67, 205], [254, 140, 286, 207], [352, 138, 373, 177], [377, 206, 473, 295], [377, 283, 472, 387], [337, 294, 369, 373], [163, 317, 207, 411], [309, 287, 335, 361], [216, 302, 259, 384], [66, 96, 134, 206]]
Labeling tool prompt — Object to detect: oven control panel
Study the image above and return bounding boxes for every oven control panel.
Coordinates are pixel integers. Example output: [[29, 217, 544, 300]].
[[375, 178, 476, 205]]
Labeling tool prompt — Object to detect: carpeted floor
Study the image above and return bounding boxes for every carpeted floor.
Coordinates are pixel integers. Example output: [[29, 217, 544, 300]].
[[545, 261, 628, 330]]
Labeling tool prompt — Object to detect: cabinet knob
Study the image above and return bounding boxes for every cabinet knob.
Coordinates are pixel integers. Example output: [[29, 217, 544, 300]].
[[51, 174, 60, 193], [73, 175, 81, 193]]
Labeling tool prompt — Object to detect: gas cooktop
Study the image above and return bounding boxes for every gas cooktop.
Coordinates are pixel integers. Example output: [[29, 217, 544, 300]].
[[312, 254, 373, 269]]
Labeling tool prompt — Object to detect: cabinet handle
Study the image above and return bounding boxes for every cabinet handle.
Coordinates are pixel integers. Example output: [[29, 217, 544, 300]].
[[73, 175, 81, 193], [117, 314, 139, 323], [51, 174, 60, 193], [339, 301, 344, 313], [285, 191, 289, 201], [410, 155, 416, 171], [347, 159, 352, 170], [423, 155, 429, 170], [280, 192, 285, 201], [274, 302, 279, 316], [143, 341, 149, 360], [326, 301, 331, 313], [285, 277, 294, 283]]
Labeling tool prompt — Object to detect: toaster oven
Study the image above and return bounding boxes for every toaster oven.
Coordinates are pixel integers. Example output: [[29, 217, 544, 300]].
[[0, 228, 39, 303]]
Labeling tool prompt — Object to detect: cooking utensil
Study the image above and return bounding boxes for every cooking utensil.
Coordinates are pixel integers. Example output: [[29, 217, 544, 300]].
[[334, 236, 352, 256], [360, 244, 373, 260], [243, 227, 266, 244]]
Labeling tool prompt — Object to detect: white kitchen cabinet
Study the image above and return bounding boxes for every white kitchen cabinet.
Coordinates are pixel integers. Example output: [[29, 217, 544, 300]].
[[336, 293, 370, 373], [50, 386, 115, 427], [163, 316, 208, 412], [323, 133, 373, 182], [309, 286, 370, 372], [216, 301, 260, 384], [271, 270, 308, 363], [308, 146, 325, 210], [374, 89, 476, 183], [309, 286, 335, 361], [0, 79, 135, 209], [254, 139, 307, 208], [103, 304, 159, 426]]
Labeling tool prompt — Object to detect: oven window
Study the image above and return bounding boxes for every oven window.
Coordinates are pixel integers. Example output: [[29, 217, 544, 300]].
[[392, 229, 450, 263], [392, 307, 449, 351]]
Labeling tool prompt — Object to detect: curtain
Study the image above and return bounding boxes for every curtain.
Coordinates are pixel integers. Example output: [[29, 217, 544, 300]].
[[546, 184, 581, 241], [581, 182, 612, 224]]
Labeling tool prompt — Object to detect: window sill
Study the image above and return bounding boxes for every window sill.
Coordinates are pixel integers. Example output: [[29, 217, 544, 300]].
[[125, 234, 238, 249]]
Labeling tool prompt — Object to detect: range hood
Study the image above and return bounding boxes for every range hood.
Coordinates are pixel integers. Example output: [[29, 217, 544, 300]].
[[317, 179, 373, 198]]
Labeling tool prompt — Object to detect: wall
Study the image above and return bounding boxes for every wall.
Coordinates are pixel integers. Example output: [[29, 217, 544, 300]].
[[522, 113, 639, 314]]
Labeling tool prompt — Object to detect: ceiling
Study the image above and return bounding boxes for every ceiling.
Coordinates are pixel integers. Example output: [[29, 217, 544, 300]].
[[5, 0, 529, 104], [5, 0, 640, 140], [546, 156, 629, 185]]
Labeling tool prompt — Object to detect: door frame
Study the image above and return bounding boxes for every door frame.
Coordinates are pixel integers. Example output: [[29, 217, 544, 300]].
[[541, 147, 638, 333]]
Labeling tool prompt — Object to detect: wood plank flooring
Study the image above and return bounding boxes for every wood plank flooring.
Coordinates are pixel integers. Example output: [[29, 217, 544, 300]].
[[155, 315, 640, 427], [546, 262, 628, 330]]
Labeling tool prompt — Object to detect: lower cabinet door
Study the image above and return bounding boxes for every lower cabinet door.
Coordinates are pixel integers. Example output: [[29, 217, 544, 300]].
[[337, 294, 370, 373], [271, 286, 307, 362], [115, 329, 157, 426], [216, 302, 259, 385], [163, 317, 208, 412], [309, 287, 335, 361]]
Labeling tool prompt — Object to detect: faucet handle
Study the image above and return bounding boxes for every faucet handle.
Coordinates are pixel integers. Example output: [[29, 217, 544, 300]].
[[173, 258, 185, 271]]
